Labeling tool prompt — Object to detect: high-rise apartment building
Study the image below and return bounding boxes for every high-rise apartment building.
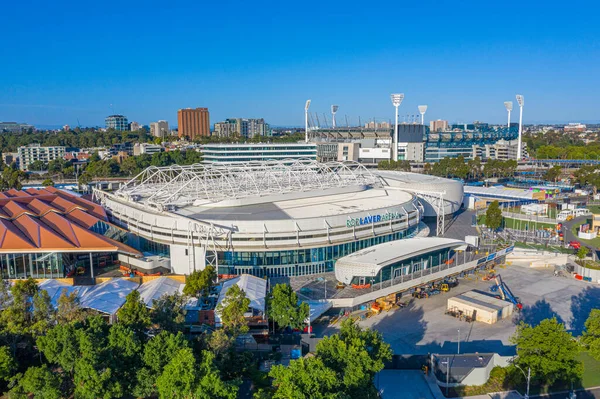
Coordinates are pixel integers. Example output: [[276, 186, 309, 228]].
[[429, 119, 449, 132], [129, 121, 141, 131], [150, 120, 170, 138], [18, 144, 66, 170], [177, 108, 210, 139], [213, 118, 270, 138], [105, 115, 129, 131]]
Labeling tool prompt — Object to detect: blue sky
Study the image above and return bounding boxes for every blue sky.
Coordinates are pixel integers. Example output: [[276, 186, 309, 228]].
[[1, 0, 599, 127]]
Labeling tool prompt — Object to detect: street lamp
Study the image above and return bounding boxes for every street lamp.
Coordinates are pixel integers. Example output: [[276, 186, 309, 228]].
[[516, 94, 525, 160], [305, 100, 311, 143], [390, 94, 405, 161], [331, 105, 339, 129], [514, 364, 531, 399], [418, 105, 428, 125], [504, 101, 513, 128]]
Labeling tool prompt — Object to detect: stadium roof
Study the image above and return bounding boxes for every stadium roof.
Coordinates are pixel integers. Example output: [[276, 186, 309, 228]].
[[0, 187, 140, 255], [115, 160, 380, 210]]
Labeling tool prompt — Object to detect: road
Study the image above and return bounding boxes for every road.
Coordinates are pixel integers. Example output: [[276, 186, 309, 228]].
[[562, 216, 599, 260]]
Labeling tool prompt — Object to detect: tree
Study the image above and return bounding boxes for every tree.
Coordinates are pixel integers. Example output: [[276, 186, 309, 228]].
[[194, 351, 238, 399], [156, 347, 198, 399], [216, 284, 250, 336], [184, 265, 216, 297], [577, 247, 589, 266], [269, 357, 340, 399], [134, 331, 189, 398], [486, 200, 503, 231], [583, 309, 600, 360], [544, 165, 562, 182], [107, 324, 142, 395], [0, 346, 16, 381], [31, 289, 55, 336], [8, 365, 62, 399], [41, 178, 54, 187], [267, 284, 309, 331], [151, 292, 187, 333], [316, 318, 392, 397], [56, 289, 87, 324], [37, 323, 80, 376], [117, 290, 151, 336], [510, 318, 582, 385]]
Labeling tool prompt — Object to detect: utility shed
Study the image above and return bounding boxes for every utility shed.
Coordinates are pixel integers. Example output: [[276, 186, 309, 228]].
[[447, 290, 514, 324]]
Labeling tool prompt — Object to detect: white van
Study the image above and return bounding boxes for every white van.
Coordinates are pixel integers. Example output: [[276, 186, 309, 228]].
[[557, 210, 575, 221], [574, 208, 592, 217]]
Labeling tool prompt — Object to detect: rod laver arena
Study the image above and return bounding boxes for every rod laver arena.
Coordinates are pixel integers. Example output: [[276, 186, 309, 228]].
[[94, 160, 463, 277]]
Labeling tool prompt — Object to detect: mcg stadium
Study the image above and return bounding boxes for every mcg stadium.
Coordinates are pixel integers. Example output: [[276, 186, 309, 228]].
[[94, 160, 463, 278]]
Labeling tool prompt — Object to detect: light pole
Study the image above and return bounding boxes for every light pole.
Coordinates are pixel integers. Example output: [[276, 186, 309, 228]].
[[331, 105, 339, 129], [305, 100, 311, 143], [515, 364, 531, 399], [504, 101, 513, 128], [516, 94, 525, 160], [418, 105, 428, 125], [391, 94, 405, 161]]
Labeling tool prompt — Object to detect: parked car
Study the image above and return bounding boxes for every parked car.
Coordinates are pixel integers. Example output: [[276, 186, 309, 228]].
[[569, 241, 581, 249]]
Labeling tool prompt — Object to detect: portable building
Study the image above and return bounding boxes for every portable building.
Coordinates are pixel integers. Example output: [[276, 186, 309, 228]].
[[447, 290, 514, 324]]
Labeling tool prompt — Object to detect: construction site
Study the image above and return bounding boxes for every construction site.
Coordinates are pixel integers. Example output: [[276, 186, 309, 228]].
[[314, 262, 600, 356]]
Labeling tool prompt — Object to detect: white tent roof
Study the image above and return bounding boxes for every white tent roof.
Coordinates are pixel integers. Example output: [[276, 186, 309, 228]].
[[79, 279, 139, 316], [306, 299, 333, 323], [216, 274, 267, 321], [38, 279, 91, 307], [137, 276, 184, 307]]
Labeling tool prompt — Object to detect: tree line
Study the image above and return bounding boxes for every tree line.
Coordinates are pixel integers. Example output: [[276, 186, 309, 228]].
[[0, 268, 390, 398], [422, 156, 517, 180]]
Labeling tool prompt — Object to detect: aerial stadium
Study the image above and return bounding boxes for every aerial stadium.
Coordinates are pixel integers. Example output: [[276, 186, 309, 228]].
[[94, 160, 463, 278]]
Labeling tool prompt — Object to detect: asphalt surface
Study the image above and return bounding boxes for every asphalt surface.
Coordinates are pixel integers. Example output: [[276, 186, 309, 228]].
[[562, 216, 599, 260]]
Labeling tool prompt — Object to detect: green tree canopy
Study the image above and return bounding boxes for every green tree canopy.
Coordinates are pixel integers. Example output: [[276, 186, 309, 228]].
[[485, 200, 503, 230], [267, 284, 309, 331], [0, 346, 16, 382], [510, 318, 582, 385], [151, 292, 188, 333], [116, 290, 151, 336], [583, 309, 600, 360], [8, 365, 62, 399], [183, 265, 217, 297], [268, 357, 340, 399], [216, 284, 250, 336]]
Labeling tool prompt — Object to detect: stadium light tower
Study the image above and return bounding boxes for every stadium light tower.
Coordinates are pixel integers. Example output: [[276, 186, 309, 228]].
[[305, 99, 311, 143], [331, 105, 339, 129], [418, 105, 428, 125], [390, 93, 405, 161], [504, 101, 513, 128], [516, 95, 524, 160]]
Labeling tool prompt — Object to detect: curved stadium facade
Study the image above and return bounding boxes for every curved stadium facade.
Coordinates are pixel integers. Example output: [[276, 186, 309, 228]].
[[95, 160, 463, 278]]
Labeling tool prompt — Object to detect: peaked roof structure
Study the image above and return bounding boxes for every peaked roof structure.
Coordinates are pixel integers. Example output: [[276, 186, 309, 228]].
[[0, 188, 140, 256]]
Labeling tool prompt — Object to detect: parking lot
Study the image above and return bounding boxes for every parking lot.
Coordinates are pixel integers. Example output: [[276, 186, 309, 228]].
[[316, 264, 600, 355]]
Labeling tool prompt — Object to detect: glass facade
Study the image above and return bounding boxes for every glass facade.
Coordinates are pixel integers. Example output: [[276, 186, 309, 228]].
[[0, 252, 119, 279], [217, 226, 419, 277], [349, 247, 453, 285]]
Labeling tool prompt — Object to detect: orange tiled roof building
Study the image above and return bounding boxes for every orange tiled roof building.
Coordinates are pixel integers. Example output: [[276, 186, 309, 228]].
[[0, 187, 140, 279]]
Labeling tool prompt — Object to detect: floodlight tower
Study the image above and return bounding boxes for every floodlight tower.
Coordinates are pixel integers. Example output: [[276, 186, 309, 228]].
[[305, 100, 311, 143], [331, 105, 339, 129], [504, 101, 513, 128], [418, 105, 428, 125], [516, 95, 524, 160], [390, 93, 405, 161]]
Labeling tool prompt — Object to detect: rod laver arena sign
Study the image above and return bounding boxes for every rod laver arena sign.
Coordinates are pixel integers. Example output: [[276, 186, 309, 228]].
[[346, 211, 402, 227]]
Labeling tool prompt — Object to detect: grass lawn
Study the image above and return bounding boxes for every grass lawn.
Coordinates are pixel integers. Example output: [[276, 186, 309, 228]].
[[578, 351, 600, 388], [478, 215, 557, 231], [570, 220, 600, 248], [587, 205, 600, 214], [447, 353, 600, 397], [513, 241, 573, 254]]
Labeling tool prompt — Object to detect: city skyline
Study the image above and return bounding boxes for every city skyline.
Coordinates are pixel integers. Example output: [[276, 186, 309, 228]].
[[2, 0, 599, 127]]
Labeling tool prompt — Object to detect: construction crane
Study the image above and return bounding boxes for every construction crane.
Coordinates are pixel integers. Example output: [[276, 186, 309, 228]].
[[490, 274, 522, 310]]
